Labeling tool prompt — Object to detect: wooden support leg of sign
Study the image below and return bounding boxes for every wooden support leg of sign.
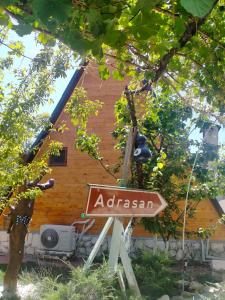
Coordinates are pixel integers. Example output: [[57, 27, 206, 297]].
[[108, 217, 141, 297], [108, 127, 141, 297], [84, 217, 113, 271], [120, 238, 140, 296], [108, 217, 124, 272]]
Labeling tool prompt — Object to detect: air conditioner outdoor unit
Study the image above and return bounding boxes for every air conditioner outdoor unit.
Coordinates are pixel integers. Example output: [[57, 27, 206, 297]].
[[37, 224, 76, 257]]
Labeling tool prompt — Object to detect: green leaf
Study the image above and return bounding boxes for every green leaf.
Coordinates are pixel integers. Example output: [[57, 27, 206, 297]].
[[12, 22, 33, 36], [112, 70, 124, 81], [32, 0, 71, 24], [180, 0, 214, 17], [37, 32, 56, 46], [98, 65, 110, 80], [174, 18, 186, 36], [161, 152, 167, 160], [0, 10, 9, 25], [136, 0, 160, 10], [157, 162, 164, 169], [104, 29, 126, 48]]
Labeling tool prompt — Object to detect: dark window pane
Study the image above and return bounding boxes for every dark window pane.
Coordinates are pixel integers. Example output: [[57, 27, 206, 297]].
[[49, 147, 67, 166]]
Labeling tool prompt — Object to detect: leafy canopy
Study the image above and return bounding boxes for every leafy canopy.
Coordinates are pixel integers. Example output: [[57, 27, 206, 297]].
[[0, 0, 224, 113]]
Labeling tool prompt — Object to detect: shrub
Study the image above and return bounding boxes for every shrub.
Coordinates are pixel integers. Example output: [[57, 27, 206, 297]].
[[21, 263, 121, 300], [133, 251, 177, 299]]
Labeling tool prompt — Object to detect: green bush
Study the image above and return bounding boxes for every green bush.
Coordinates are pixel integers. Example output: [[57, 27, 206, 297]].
[[133, 251, 177, 300], [21, 263, 121, 300]]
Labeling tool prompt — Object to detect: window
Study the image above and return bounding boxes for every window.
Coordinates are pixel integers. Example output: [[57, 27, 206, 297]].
[[49, 147, 68, 166]]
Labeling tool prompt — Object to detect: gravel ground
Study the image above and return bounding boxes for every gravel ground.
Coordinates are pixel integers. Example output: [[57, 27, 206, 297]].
[[0, 283, 37, 299]]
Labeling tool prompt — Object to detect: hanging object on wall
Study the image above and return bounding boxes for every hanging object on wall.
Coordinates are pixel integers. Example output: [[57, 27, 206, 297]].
[[133, 134, 152, 163]]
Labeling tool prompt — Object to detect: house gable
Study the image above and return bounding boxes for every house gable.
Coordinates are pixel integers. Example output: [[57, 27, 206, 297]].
[[29, 62, 128, 233]]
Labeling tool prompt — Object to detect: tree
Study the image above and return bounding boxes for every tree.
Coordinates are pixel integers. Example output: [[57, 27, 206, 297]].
[[0, 27, 74, 296], [67, 85, 225, 246], [0, 26, 73, 212], [0, 0, 224, 114]]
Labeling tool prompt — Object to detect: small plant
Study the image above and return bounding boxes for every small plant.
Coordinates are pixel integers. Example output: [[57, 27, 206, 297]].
[[133, 251, 177, 300]]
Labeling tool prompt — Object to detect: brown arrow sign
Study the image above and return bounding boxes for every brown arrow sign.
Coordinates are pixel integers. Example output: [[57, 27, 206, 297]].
[[85, 184, 167, 217]]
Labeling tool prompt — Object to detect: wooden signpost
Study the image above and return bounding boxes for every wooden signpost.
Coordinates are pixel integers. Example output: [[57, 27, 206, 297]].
[[86, 184, 167, 217], [84, 128, 167, 297]]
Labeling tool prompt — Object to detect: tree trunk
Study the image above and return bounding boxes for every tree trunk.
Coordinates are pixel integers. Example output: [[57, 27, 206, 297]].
[[3, 196, 35, 297], [3, 179, 54, 297]]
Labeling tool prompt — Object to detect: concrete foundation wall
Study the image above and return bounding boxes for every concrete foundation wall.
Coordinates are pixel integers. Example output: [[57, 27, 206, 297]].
[[1, 231, 225, 261]]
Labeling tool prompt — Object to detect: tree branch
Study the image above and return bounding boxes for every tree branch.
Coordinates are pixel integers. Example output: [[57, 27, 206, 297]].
[[0, 39, 33, 60], [176, 52, 215, 80], [129, 1, 218, 95], [148, 134, 160, 153], [98, 159, 118, 180], [152, 12, 215, 83], [162, 75, 225, 123], [105, 52, 145, 69], [149, 1, 219, 85], [154, 7, 179, 18], [124, 86, 138, 127]]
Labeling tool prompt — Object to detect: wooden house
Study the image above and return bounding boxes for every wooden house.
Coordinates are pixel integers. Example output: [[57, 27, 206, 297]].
[[0, 62, 224, 242]]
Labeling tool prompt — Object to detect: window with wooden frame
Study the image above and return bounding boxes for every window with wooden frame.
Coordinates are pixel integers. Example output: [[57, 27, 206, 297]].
[[49, 147, 68, 166]]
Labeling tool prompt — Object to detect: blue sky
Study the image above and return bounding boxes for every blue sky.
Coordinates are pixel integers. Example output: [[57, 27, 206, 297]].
[[1, 30, 76, 115]]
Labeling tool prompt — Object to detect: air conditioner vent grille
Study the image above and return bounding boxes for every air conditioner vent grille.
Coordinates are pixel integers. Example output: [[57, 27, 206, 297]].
[[41, 228, 59, 249]]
